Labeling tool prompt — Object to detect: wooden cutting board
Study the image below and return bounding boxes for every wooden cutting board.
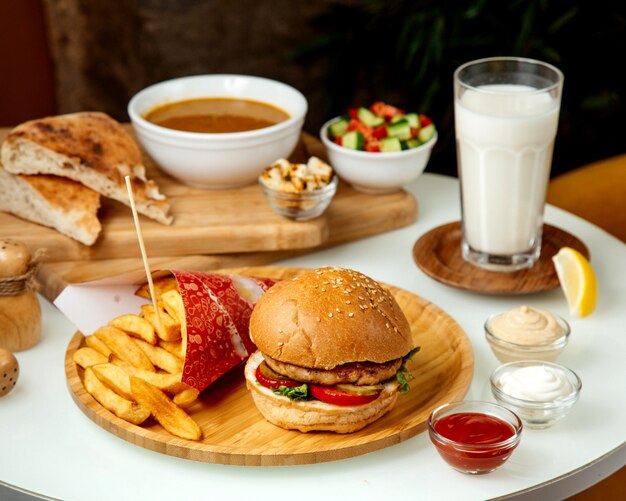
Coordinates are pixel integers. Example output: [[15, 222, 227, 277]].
[[64, 266, 473, 466], [38, 178, 416, 300], [0, 127, 416, 262]]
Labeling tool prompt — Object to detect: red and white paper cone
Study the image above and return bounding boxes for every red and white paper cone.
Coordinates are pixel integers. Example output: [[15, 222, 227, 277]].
[[169, 270, 277, 392]]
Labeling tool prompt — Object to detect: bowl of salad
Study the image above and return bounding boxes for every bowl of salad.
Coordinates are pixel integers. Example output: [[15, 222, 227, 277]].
[[320, 102, 437, 194]]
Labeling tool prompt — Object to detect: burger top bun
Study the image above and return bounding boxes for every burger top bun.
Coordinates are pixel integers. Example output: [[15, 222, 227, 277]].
[[250, 267, 413, 369], [0, 239, 31, 278]]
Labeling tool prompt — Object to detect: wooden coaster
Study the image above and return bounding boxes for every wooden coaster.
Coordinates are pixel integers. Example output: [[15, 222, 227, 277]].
[[412, 221, 589, 295]]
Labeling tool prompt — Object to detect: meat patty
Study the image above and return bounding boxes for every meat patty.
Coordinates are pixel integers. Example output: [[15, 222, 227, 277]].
[[263, 354, 403, 386]]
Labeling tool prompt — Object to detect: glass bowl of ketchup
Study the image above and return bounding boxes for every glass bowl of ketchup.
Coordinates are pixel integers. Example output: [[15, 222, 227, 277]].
[[428, 401, 523, 475]]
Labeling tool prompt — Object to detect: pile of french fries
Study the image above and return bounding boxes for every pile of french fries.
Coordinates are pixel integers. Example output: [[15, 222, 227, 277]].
[[73, 277, 203, 441]]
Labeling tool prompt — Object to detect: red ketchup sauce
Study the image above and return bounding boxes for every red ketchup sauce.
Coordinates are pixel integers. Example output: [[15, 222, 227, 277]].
[[432, 412, 518, 473]]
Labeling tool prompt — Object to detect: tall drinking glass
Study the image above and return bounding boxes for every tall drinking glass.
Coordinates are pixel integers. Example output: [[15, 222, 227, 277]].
[[454, 57, 564, 271]]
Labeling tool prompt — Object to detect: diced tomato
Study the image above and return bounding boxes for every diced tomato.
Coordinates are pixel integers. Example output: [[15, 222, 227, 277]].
[[348, 108, 359, 120], [255, 362, 301, 389], [410, 127, 419, 138], [365, 138, 381, 152], [372, 125, 388, 139], [348, 118, 373, 136], [309, 384, 381, 406], [334, 136, 342, 146], [419, 114, 432, 127], [370, 101, 404, 120]]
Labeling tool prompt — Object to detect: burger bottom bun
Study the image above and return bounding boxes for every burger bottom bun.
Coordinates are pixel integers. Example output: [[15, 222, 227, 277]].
[[244, 351, 400, 433]]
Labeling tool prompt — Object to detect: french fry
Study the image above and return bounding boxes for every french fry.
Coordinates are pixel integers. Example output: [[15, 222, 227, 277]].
[[158, 339, 185, 359], [133, 338, 183, 374], [161, 289, 188, 355], [141, 303, 181, 341], [74, 275, 206, 440], [84, 368, 150, 425], [173, 387, 200, 409], [91, 363, 133, 400], [109, 314, 157, 345], [134, 276, 179, 299], [130, 376, 202, 440], [121, 365, 187, 394], [73, 347, 108, 368], [160, 289, 185, 324], [84, 335, 112, 357], [94, 325, 155, 371], [109, 353, 132, 369]]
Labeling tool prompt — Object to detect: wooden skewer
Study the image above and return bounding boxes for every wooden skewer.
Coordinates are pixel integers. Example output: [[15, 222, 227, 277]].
[[124, 175, 162, 333]]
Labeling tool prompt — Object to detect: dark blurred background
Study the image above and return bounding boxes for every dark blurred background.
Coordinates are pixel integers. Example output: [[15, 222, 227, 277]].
[[1, 0, 624, 177]]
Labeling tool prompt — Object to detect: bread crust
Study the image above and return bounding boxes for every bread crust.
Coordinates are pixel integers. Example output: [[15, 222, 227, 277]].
[[1, 112, 172, 225], [244, 351, 399, 433], [0, 166, 101, 245], [250, 267, 413, 369]]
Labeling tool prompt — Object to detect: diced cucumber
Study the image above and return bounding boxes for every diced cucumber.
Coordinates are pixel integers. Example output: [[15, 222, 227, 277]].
[[405, 113, 420, 129], [357, 107, 385, 127], [328, 118, 349, 139], [417, 123, 436, 143], [380, 137, 402, 152], [390, 113, 405, 124], [341, 130, 365, 150], [405, 138, 422, 149], [386, 119, 411, 140]]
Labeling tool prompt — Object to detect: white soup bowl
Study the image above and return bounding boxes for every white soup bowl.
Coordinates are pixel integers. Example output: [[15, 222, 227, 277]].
[[128, 74, 307, 189]]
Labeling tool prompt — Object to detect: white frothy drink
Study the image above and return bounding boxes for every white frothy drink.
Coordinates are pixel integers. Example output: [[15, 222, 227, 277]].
[[456, 84, 560, 255]]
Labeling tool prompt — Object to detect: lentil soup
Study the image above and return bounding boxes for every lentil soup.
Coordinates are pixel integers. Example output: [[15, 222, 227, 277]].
[[144, 97, 290, 133]]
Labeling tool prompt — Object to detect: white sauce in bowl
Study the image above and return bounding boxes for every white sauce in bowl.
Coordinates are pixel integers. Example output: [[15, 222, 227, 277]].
[[496, 364, 574, 401]]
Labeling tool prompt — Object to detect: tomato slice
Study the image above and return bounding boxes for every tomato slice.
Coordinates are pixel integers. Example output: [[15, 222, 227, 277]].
[[255, 361, 301, 389], [309, 384, 381, 406]]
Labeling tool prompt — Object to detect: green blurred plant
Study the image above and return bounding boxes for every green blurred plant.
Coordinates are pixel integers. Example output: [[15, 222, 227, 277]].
[[293, 0, 625, 176]]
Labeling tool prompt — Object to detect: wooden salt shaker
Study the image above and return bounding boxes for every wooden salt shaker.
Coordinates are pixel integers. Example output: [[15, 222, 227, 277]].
[[0, 239, 42, 351]]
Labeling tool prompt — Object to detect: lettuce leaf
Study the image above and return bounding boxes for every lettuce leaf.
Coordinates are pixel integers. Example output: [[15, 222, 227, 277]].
[[273, 383, 309, 400], [396, 346, 420, 394]]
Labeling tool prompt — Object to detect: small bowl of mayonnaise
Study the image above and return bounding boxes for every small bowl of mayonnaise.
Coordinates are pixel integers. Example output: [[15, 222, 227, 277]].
[[490, 360, 582, 429], [484, 306, 570, 363]]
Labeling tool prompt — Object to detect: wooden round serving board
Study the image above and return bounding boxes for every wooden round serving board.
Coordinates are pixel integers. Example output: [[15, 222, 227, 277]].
[[412, 222, 590, 295], [64, 266, 473, 466]]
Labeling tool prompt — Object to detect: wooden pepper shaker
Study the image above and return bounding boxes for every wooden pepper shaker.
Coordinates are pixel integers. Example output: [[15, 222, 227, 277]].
[[0, 239, 42, 351], [0, 348, 19, 397]]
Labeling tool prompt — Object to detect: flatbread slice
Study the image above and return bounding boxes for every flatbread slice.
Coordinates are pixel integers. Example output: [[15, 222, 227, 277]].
[[0, 165, 101, 246], [0, 111, 172, 225]]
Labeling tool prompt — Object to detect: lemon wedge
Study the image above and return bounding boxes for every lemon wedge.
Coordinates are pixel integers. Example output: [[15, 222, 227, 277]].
[[552, 247, 598, 317]]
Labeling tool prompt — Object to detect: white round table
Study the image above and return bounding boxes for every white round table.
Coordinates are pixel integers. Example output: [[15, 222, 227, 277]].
[[1, 173, 624, 500]]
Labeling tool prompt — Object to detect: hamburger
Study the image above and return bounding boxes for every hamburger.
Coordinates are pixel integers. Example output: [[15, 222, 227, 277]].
[[244, 267, 418, 433]]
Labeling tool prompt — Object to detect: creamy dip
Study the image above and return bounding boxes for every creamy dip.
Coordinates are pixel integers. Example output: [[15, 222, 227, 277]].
[[490, 306, 564, 345], [496, 364, 574, 402]]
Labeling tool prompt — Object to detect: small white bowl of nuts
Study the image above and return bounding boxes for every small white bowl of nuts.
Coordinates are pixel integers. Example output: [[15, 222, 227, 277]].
[[258, 157, 337, 221]]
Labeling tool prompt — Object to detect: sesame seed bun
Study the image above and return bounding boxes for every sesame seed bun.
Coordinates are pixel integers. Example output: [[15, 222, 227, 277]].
[[249, 267, 413, 369]]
